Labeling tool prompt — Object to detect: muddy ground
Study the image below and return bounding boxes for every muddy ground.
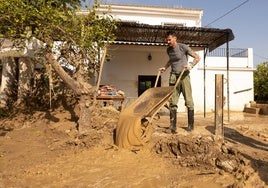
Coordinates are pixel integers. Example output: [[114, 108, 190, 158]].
[[0, 105, 267, 188]]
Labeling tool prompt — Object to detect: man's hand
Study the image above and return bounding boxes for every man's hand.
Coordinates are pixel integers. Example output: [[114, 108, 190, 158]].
[[185, 62, 195, 71], [159, 67, 166, 73], [185, 65, 192, 71]]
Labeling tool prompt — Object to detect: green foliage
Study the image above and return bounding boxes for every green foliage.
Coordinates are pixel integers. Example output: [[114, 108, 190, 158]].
[[254, 62, 268, 101], [0, 0, 117, 77]]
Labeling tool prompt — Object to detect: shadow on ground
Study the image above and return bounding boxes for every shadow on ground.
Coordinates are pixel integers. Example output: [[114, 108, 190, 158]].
[[206, 125, 268, 185]]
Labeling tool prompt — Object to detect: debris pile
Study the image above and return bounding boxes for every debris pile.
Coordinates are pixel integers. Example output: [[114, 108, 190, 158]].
[[98, 85, 125, 97]]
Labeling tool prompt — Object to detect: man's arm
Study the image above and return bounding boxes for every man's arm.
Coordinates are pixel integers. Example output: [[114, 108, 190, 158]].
[[159, 60, 171, 72], [187, 49, 200, 69]]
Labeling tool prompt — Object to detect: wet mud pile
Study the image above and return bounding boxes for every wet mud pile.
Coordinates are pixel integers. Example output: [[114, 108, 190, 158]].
[[151, 134, 266, 187]]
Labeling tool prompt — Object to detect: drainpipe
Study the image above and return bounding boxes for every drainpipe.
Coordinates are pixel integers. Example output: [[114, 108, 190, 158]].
[[226, 34, 230, 122]]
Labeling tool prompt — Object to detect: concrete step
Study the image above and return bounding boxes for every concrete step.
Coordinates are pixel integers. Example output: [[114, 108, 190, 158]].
[[243, 107, 260, 114]]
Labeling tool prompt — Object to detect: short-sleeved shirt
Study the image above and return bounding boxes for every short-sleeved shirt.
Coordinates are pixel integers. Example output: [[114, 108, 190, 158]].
[[167, 43, 190, 73]]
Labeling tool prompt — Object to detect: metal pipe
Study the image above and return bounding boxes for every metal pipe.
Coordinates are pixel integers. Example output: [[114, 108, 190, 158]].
[[203, 48, 208, 118], [226, 34, 230, 122]]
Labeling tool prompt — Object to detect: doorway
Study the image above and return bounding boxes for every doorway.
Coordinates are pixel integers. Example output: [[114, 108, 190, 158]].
[[138, 75, 161, 96]]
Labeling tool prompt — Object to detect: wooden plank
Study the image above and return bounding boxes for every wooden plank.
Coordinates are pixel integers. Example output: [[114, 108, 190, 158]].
[[215, 74, 224, 137]]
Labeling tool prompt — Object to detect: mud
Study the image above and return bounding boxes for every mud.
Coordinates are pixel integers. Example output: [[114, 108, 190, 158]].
[[116, 86, 173, 148], [0, 106, 267, 187]]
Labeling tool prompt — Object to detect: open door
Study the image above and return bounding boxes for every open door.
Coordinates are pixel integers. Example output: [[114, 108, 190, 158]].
[[138, 75, 161, 96]]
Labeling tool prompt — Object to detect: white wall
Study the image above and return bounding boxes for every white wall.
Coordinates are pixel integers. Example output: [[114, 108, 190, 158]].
[[98, 4, 254, 113], [102, 45, 254, 113], [193, 69, 254, 113], [193, 48, 254, 113], [113, 14, 199, 27], [102, 45, 169, 97], [97, 4, 202, 27]]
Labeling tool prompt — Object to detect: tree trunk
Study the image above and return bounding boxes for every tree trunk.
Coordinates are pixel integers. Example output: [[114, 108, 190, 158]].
[[76, 94, 93, 134], [0, 57, 18, 108], [45, 53, 93, 95], [45, 52, 95, 133]]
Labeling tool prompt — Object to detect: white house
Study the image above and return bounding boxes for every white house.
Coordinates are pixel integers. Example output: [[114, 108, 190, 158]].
[[92, 4, 254, 114], [0, 4, 254, 115]]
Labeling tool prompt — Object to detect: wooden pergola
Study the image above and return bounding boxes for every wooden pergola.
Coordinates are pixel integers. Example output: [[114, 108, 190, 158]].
[[114, 21, 235, 120]]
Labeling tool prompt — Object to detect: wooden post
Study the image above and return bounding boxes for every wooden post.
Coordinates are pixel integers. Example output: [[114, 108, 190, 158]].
[[215, 74, 224, 138], [96, 47, 107, 93]]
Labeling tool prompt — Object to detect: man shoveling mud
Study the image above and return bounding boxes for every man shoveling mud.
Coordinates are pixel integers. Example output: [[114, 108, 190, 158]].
[[159, 31, 200, 133], [116, 31, 200, 148]]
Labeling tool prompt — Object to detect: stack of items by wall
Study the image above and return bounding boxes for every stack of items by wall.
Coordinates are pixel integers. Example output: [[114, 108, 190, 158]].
[[98, 85, 125, 97]]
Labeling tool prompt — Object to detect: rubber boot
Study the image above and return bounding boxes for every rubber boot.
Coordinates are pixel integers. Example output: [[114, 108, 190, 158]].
[[186, 109, 194, 131], [168, 109, 177, 133]]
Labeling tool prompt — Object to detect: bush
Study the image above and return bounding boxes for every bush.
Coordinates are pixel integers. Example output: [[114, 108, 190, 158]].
[[254, 62, 268, 102]]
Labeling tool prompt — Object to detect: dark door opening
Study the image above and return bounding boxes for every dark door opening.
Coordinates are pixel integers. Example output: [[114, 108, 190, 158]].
[[138, 75, 161, 96]]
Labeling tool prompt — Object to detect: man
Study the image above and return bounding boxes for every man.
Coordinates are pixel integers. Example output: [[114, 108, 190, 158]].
[[159, 31, 200, 133]]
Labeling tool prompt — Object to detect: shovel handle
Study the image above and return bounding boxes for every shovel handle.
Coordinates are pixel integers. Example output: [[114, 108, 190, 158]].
[[154, 70, 161, 88], [173, 67, 186, 89]]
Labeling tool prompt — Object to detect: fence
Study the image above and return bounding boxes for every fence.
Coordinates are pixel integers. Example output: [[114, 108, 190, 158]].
[[208, 48, 248, 57]]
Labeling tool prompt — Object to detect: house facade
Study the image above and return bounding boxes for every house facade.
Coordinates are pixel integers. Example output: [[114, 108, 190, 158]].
[[95, 4, 254, 113], [0, 4, 254, 113]]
